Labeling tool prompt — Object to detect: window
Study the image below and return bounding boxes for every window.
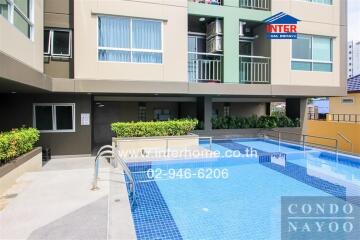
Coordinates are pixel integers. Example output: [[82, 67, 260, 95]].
[[154, 109, 170, 121], [301, 0, 332, 5], [188, 35, 206, 53], [98, 15, 163, 63], [33, 103, 75, 132], [0, 0, 33, 38], [0, 0, 9, 18], [138, 103, 146, 121], [341, 97, 354, 104], [239, 41, 253, 56], [223, 103, 230, 117], [44, 29, 50, 54], [44, 29, 72, 57], [292, 34, 333, 72]]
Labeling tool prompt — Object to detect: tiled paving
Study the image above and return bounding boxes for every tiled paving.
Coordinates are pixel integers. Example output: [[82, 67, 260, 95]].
[[0, 156, 136, 240]]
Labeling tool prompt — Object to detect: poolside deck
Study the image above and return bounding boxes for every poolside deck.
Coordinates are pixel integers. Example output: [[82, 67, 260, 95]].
[[0, 156, 136, 240]]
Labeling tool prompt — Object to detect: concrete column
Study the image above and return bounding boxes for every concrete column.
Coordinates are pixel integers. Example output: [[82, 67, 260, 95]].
[[286, 99, 301, 119], [223, 15, 239, 83], [196, 97, 204, 125], [286, 98, 308, 133], [299, 98, 308, 133], [266, 102, 271, 115], [204, 96, 213, 132]]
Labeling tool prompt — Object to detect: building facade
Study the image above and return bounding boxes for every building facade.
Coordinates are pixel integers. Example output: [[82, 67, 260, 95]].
[[306, 74, 360, 154], [348, 40, 360, 78], [0, 0, 347, 155]]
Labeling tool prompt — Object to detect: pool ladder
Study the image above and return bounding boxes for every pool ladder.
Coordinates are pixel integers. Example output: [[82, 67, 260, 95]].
[[92, 145, 136, 206]]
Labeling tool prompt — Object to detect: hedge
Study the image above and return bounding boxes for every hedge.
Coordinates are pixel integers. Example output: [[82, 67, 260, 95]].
[[212, 115, 300, 129], [111, 119, 198, 137], [0, 128, 40, 165]]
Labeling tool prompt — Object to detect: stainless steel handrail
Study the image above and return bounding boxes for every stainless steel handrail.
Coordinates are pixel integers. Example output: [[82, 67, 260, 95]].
[[337, 132, 353, 153], [261, 129, 339, 156], [92, 149, 113, 190], [92, 146, 136, 205]]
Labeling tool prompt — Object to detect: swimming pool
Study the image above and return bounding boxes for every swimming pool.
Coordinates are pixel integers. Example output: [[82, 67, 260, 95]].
[[125, 138, 360, 240]]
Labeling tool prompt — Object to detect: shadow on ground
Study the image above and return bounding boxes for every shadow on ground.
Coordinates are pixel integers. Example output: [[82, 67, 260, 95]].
[[28, 196, 108, 240]]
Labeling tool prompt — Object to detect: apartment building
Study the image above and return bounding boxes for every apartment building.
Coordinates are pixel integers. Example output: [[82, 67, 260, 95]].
[[348, 40, 360, 78], [0, 0, 347, 156]]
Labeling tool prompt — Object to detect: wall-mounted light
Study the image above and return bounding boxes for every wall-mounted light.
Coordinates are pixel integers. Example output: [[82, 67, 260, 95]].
[[199, 17, 206, 22]]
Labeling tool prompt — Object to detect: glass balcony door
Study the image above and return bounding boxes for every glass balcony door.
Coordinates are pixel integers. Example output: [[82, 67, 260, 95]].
[[188, 35, 206, 82]]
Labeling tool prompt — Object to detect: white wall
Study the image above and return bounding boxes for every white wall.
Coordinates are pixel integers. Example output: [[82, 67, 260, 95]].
[[271, 0, 347, 87], [0, 0, 43, 72], [348, 41, 360, 77], [74, 0, 188, 82]]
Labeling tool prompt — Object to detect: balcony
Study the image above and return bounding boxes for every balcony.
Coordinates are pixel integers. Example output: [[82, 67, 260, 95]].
[[188, 0, 222, 5], [239, 0, 271, 10], [239, 55, 270, 84], [188, 0, 270, 9], [188, 52, 223, 83]]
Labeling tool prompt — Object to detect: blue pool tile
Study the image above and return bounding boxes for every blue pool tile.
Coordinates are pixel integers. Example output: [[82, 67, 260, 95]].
[[215, 140, 268, 156], [261, 161, 347, 199], [317, 152, 360, 169], [126, 174, 182, 240]]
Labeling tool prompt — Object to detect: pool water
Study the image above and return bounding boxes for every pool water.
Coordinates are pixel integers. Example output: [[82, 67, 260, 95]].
[[126, 138, 360, 240]]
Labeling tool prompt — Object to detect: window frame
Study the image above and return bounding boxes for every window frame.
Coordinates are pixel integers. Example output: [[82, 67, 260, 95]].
[[97, 15, 164, 64], [44, 29, 51, 55], [33, 103, 76, 133], [223, 104, 230, 117], [341, 97, 354, 105], [44, 28, 72, 58], [1, 0, 34, 39], [296, 0, 333, 5], [291, 34, 333, 72]]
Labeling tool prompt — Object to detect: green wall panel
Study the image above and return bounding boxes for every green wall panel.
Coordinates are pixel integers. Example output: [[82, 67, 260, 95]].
[[188, 2, 271, 83]]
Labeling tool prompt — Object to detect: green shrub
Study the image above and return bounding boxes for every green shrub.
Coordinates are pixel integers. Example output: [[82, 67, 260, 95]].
[[111, 119, 198, 137], [0, 128, 40, 165], [211, 115, 300, 129]]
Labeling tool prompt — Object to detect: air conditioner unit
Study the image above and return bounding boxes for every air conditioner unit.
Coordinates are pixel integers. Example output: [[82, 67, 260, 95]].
[[206, 19, 223, 39], [206, 36, 223, 53]]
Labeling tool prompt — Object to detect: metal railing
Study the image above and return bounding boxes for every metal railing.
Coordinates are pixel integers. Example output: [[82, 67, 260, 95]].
[[189, 52, 223, 83], [260, 129, 339, 156], [337, 132, 353, 153], [92, 145, 136, 205], [239, 55, 270, 84], [330, 114, 360, 123], [307, 113, 327, 120], [240, 0, 271, 10], [188, 0, 222, 5]]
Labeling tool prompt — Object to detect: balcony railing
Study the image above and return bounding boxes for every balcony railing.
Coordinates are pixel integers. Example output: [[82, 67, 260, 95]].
[[188, 52, 223, 83], [240, 0, 270, 10], [308, 113, 360, 123], [239, 55, 270, 84], [329, 114, 360, 123], [188, 0, 222, 5]]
